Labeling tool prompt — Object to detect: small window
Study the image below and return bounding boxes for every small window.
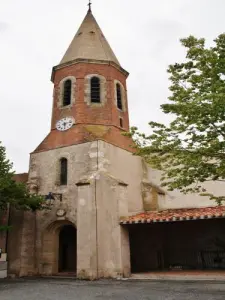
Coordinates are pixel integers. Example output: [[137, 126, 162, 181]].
[[91, 77, 101, 103], [60, 158, 68, 185], [119, 118, 123, 128], [116, 83, 123, 110], [63, 80, 72, 106]]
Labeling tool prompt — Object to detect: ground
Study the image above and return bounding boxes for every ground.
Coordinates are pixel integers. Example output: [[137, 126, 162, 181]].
[[0, 279, 225, 300], [0, 270, 6, 278]]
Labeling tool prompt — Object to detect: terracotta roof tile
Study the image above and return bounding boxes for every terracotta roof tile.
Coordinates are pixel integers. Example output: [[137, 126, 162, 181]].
[[120, 206, 225, 224], [13, 173, 28, 184]]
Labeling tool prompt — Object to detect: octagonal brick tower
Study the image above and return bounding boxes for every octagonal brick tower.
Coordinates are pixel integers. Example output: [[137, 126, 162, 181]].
[[35, 7, 132, 153]]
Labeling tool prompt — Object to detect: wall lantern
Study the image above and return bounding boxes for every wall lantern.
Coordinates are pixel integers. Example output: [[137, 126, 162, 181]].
[[45, 192, 63, 205]]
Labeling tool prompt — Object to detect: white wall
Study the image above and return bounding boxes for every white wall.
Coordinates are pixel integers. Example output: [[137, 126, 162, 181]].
[[31, 139, 221, 219], [98, 141, 144, 213], [30, 141, 97, 225], [148, 168, 219, 210]]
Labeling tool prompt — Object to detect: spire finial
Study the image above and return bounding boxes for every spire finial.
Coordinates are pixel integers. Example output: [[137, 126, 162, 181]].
[[88, 0, 92, 12]]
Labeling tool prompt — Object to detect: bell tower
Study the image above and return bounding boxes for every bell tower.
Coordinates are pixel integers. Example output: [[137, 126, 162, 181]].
[[35, 6, 132, 153], [9, 4, 134, 279]]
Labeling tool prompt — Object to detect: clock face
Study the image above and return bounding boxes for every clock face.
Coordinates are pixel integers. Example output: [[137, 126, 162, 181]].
[[56, 117, 74, 131]]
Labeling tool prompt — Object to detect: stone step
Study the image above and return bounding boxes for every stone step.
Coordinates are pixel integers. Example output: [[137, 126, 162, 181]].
[[0, 262, 7, 271]]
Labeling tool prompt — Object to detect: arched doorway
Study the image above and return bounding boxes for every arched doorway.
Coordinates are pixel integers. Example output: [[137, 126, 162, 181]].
[[58, 225, 77, 273]]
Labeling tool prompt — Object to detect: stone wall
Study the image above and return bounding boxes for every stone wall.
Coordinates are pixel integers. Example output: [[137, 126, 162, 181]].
[[31, 141, 97, 276], [22, 140, 135, 278], [8, 139, 223, 279], [0, 210, 8, 278], [0, 263, 7, 278], [98, 141, 144, 213], [149, 168, 219, 210], [7, 209, 24, 277], [97, 141, 219, 212], [0, 212, 7, 253]]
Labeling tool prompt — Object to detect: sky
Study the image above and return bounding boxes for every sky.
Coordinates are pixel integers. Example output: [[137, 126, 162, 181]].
[[0, 0, 225, 173]]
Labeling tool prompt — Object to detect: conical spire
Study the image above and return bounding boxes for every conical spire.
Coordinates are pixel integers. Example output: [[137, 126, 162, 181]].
[[60, 9, 120, 66]]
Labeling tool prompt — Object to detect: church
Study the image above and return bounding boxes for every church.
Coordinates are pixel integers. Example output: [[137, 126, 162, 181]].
[[1, 4, 225, 279]]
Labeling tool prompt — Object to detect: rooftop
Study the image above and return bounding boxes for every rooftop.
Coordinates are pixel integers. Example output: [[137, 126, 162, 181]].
[[60, 9, 120, 66], [120, 206, 225, 224], [13, 173, 28, 184]]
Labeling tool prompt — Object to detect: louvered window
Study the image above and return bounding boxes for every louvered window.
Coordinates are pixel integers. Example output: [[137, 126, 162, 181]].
[[63, 80, 72, 106], [91, 77, 101, 103], [116, 83, 123, 110]]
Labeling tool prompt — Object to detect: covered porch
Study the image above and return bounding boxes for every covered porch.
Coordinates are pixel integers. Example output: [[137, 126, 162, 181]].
[[121, 206, 225, 274]]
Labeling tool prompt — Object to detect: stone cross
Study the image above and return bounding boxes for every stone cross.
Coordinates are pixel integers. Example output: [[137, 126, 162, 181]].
[[88, 0, 92, 12]]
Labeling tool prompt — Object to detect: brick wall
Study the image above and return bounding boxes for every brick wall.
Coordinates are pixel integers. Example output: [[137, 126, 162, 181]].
[[35, 124, 134, 153], [52, 62, 129, 129], [34, 61, 133, 153]]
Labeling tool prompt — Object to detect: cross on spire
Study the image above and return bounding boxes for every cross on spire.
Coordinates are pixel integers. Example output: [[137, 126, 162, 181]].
[[88, 0, 92, 12]]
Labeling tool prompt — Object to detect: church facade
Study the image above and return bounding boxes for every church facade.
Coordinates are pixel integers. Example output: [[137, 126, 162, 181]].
[[1, 6, 225, 279]]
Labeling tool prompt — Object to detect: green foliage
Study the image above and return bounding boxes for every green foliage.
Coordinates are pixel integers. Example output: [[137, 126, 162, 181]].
[[0, 225, 11, 232], [129, 34, 225, 204], [0, 142, 44, 227]]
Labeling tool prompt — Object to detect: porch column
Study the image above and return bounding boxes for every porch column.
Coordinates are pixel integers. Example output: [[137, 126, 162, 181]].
[[95, 172, 131, 278], [76, 179, 97, 279]]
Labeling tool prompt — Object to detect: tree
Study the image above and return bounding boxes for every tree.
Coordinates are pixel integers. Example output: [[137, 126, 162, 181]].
[[130, 34, 225, 204], [0, 142, 44, 231]]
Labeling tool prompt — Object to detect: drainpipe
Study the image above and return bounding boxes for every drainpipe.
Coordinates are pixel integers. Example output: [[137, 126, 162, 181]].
[[95, 140, 99, 278], [6, 204, 11, 275], [33, 209, 37, 275]]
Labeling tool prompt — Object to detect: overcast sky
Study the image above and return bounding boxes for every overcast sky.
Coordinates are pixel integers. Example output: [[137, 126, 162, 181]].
[[0, 0, 225, 173]]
